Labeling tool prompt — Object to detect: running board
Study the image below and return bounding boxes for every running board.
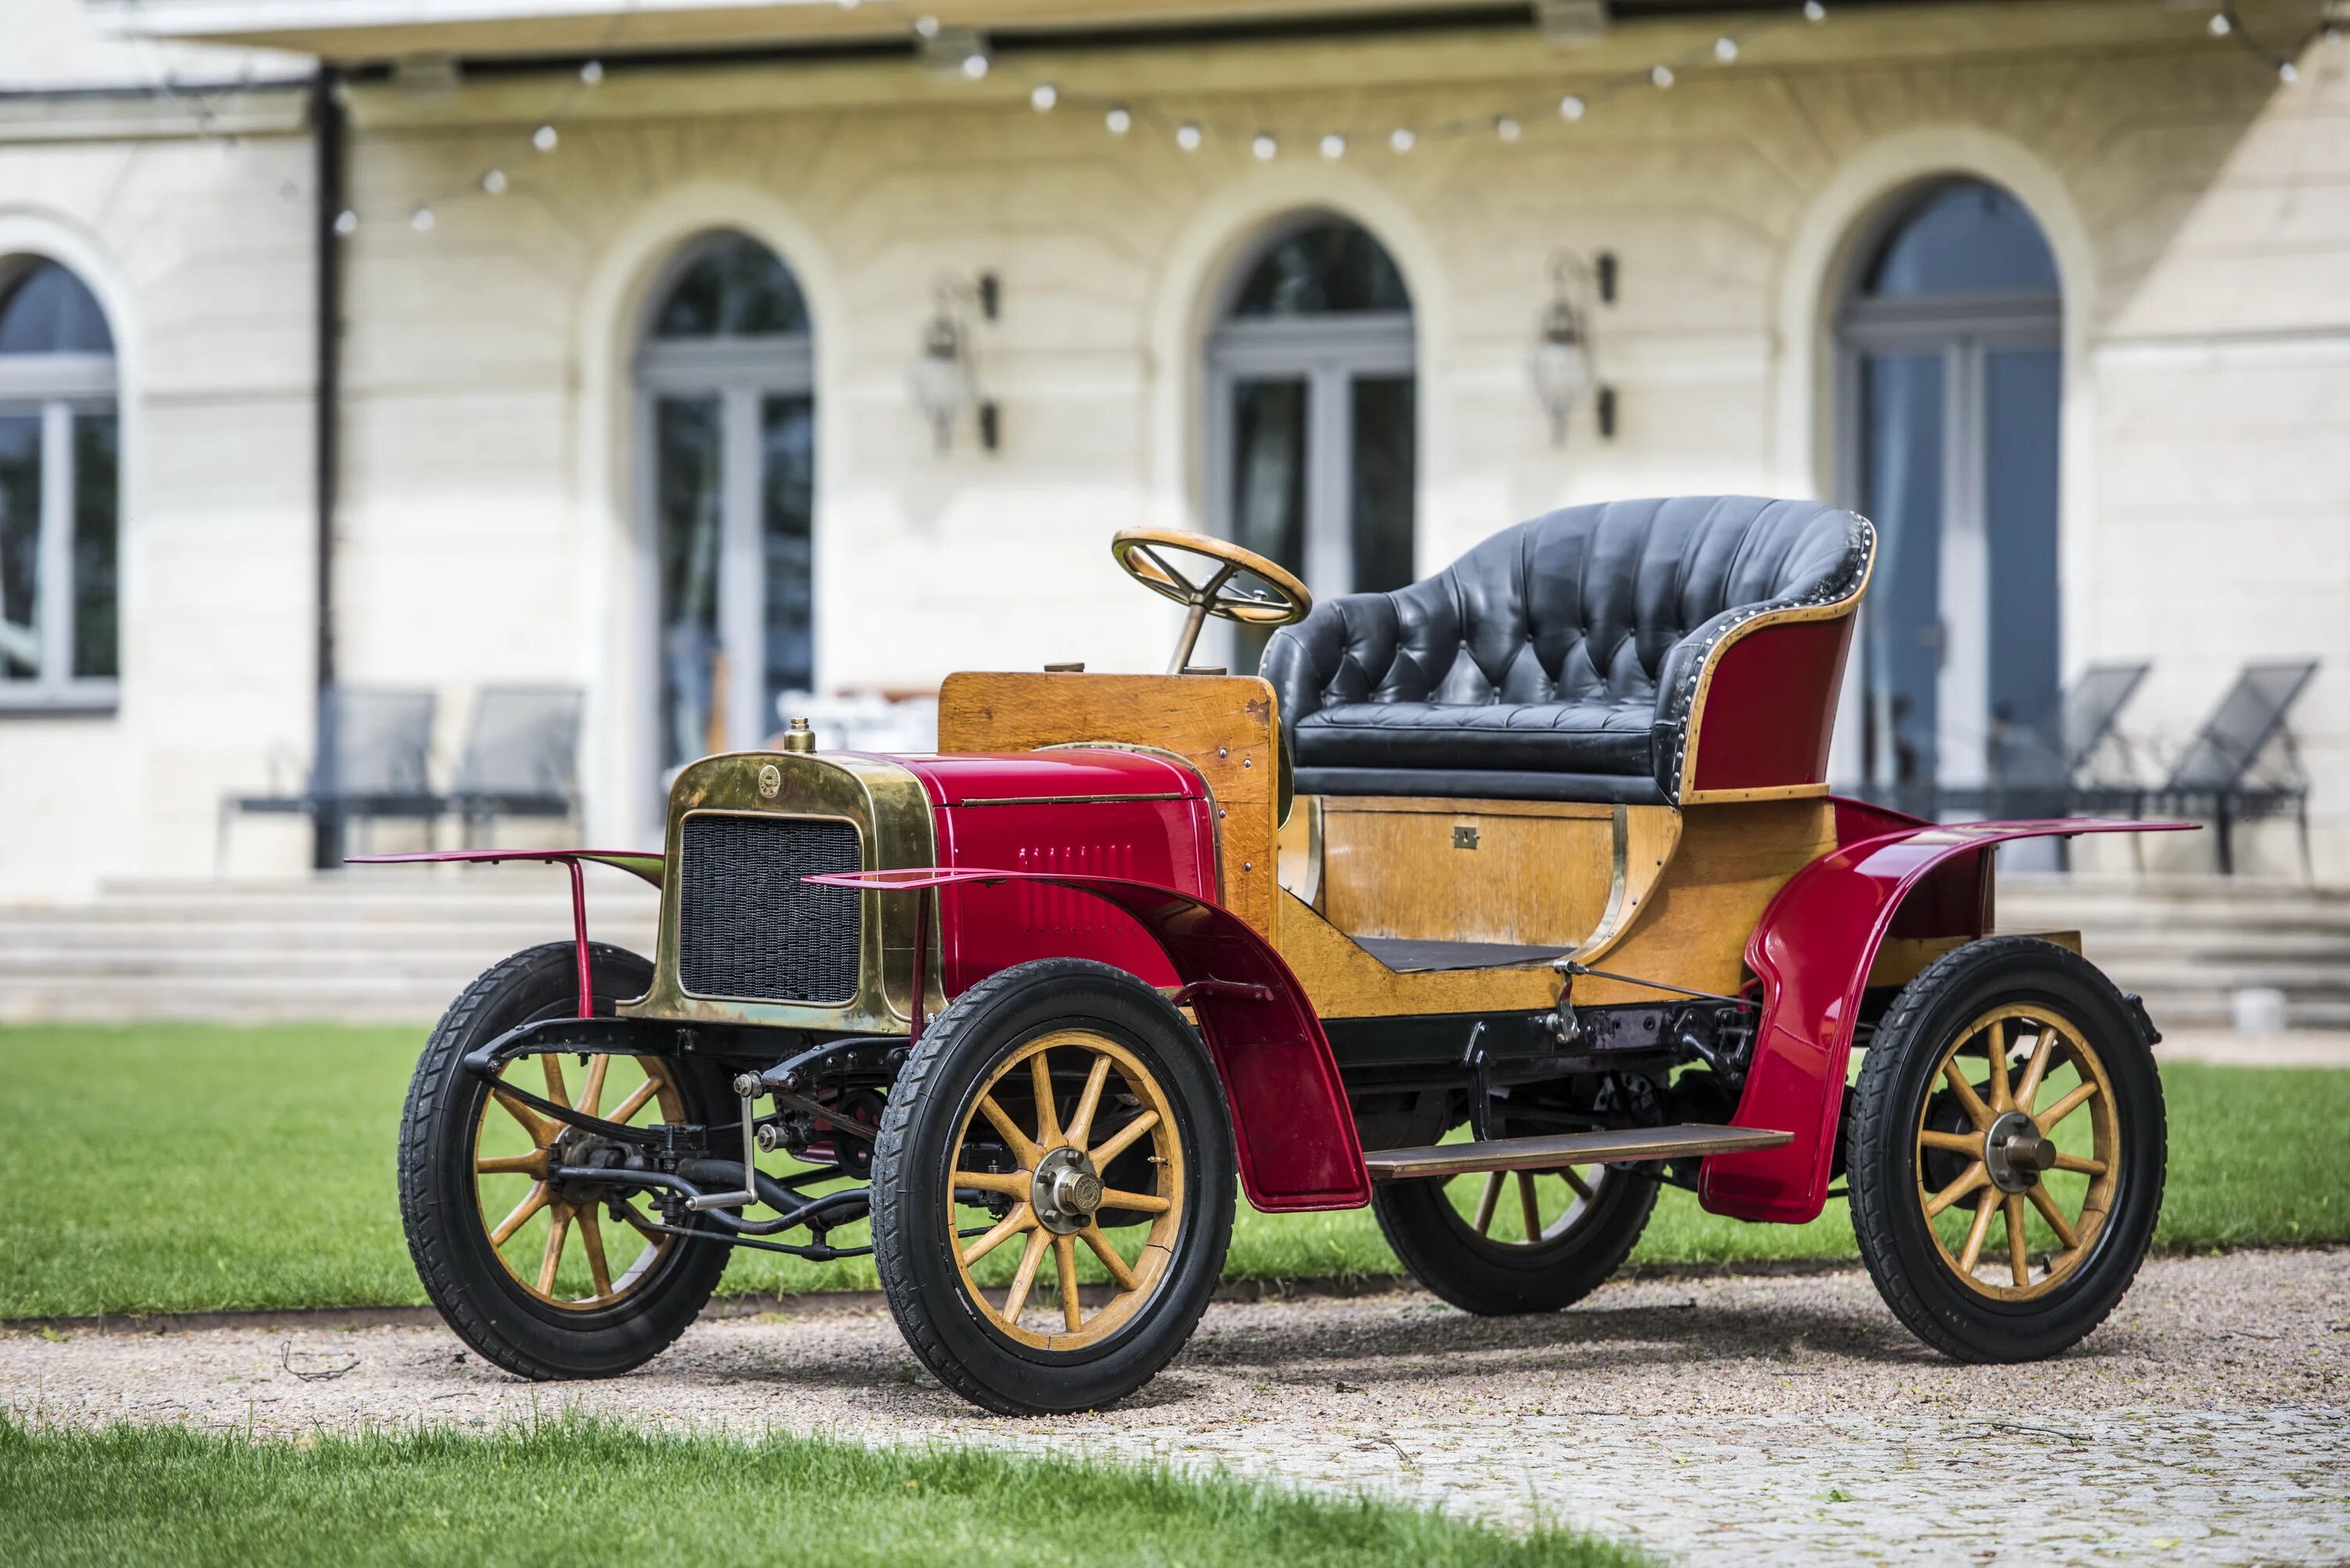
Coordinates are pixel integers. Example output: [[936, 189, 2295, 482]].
[[1362, 1125, 1793, 1183]]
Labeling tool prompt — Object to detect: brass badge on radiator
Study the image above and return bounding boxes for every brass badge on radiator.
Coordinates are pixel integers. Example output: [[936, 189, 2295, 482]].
[[757, 764, 783, 800]]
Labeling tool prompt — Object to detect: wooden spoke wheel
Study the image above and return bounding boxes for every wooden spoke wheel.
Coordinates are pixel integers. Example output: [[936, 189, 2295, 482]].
[[946, 1028, 1188, 1350], [397, 943, 733, 1380], [870, 959, 1235, 1415], [472, 1045, 685, 1310], [1912, 1003, 2118, 1301], [1372, 1134, 1656, 1316], [1849, 937, 2166, 1364]]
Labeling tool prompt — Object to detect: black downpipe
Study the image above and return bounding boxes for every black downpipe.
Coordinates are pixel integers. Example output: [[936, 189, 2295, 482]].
[[310, 69, 345, 870]]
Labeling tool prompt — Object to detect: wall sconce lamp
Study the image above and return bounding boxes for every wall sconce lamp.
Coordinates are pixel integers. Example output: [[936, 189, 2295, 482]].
[[911, 271, 1001, 453], [1530, 248, 1617, 445]]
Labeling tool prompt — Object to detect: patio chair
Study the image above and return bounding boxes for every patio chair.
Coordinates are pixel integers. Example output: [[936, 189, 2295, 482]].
[[218, 686, 439, 868], [441, 684, 584, 847], [2151, 659, 2319, 876], [1985, 659, 2153, 820]]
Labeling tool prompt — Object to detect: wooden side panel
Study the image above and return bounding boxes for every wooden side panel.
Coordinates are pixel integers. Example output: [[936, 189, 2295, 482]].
[[1318, 798, 1617, 947], [1571, 799, 1839, 1005], [1278, 892, 1564, 1021], [937, 671, 1279, 941]]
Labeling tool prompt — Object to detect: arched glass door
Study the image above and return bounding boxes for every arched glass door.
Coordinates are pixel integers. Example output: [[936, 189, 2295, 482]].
[[635, 233, 814, 771], [1207, 218, 1415, 670], [1838, 180, 2061, 803]]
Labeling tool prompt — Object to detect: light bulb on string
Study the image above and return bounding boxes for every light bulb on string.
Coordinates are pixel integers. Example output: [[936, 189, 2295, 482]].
[[1495, 114, 1521, 143], [533, 125, 559, 151], [914, 14, 940, 36], [1252, 132, 1277, 161], [1559, 94, 1585, 121], [479, 168, 508, 194], [1320, 132, 1346, 159], [580, 60, 604, 84], [960, 52, 989, 79], [1030, 82, 1057, 110], [1176, 121, 1203, 150], [2207, 11, 2230, 35], [1105, 105, 1132, 135], [332, 209, 359, 237], [410, 205, 436, 232], [1651, 64, 1676, 89], [2279, 60, 2298, 82], [1714, 36, 1738, 61], [1804, 1, 1826, 20], [1389, 126, 1416, 153]]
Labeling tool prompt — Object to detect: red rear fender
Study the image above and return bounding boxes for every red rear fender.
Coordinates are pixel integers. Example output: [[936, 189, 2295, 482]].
[[1697, 815, 2194, 1223]]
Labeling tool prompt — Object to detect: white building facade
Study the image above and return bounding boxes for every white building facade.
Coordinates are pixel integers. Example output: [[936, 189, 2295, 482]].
[[3, 0, 2346, 892]]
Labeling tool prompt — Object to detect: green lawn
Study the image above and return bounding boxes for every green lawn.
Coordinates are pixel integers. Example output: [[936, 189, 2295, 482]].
[[2, 1022, 2344, 1319], [0, 1418, 1645, 1568]]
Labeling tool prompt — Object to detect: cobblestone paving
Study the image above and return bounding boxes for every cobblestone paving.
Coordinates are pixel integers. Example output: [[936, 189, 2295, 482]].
[[5, 1250, 2345, 1566]]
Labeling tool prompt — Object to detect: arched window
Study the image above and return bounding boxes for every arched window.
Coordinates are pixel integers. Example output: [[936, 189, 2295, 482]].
[[634, 233, 814, 771], [1206, 216, 1415, 670], [0, 257, 118, 710], [1838, 179, 2060, 801]]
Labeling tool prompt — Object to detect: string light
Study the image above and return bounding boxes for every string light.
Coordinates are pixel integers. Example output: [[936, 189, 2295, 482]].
[[1176, 121, 1203, 150], [332, 209, 358, 237], [913, 14, 939, 37], [1495, 114, 1521, 143], [1715, 36, 1739, 62], [2208, 11, 2231, 36], [1105, 105, 1132, 134], [1320, 132, 1346, 159], [960, 51, 989, 79], [1252, 132, 1277, 161], [1389, 127, 1416, 153], [533, 124, 559, 151], [1030, 82, 1057, 110], [479, 168, 508, 193], [1651, 64, 1676, 89], [410, 205, 436, 231], [1805, 1, 1827, 20], [1559, 94, 1585, 121], [2279, 59, 2298, 81], [580, 60, 604, 85]]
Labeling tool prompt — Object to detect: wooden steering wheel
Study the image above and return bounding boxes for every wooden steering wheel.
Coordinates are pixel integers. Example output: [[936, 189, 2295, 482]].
[[1109, 528, 1313, 674]]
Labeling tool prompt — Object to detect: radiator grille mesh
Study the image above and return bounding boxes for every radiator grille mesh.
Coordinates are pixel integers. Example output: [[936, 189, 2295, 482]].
[[677, 814, 862, 1003]]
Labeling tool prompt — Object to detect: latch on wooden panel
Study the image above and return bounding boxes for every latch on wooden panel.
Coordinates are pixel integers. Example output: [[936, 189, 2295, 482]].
[[1452, 823, 1480, 850]]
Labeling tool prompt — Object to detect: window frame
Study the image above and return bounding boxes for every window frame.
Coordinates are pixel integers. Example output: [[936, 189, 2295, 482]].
[[0, 338, 119, 716]]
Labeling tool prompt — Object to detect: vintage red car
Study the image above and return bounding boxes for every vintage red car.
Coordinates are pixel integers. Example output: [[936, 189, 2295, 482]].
[[368, 496, 2182, 1414]]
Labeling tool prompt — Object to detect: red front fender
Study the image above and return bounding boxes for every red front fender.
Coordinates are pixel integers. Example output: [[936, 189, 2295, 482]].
[[1697, 818, 2193, 1224], [809, 867, 1370, 1213]]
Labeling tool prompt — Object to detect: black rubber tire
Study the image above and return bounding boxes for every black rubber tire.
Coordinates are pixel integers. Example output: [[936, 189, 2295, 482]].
[[1372, 1155, 1657, 1316], [396, 942, 733, 1380], [1848, 935, 2167, 1364], [870, 959, 1236, 1415]]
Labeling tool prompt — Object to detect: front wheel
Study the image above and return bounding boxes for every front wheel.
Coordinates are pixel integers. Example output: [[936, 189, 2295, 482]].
[[396, 942, 734, 1380], [870, 959, 1235, 1414], [1848, 936, 2166, 1363]]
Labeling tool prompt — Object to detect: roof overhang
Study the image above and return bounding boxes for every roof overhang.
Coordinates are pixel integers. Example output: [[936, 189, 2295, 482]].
[[81, 0, 1521, 63]]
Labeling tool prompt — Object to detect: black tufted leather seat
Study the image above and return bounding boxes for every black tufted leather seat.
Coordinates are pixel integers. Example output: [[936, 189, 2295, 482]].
[[1260, 496, 1874, 805]]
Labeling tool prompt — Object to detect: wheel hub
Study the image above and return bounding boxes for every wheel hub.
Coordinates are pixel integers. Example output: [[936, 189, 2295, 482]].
[[1030, 1145, 1104, 1234], [1982, 1108, 2058, 1194]]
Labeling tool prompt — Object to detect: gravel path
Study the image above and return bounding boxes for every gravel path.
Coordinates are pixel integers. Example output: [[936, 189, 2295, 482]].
[[6, 1250, 2345, 1566]]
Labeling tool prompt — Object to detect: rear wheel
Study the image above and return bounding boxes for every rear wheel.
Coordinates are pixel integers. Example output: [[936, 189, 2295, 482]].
[[870, 959, 1235, 1414], [1849, 936, 2165, 1363], [1373, 1135, 1656, 1316], [397, 942, 733, 1380]]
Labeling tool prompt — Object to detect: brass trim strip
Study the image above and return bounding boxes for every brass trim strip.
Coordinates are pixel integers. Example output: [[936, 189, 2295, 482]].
[[1364, 1124, 1792, 1182]]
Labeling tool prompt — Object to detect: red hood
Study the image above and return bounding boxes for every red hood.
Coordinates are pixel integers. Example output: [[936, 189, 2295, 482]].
[[882, 750, 1206, 807]]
